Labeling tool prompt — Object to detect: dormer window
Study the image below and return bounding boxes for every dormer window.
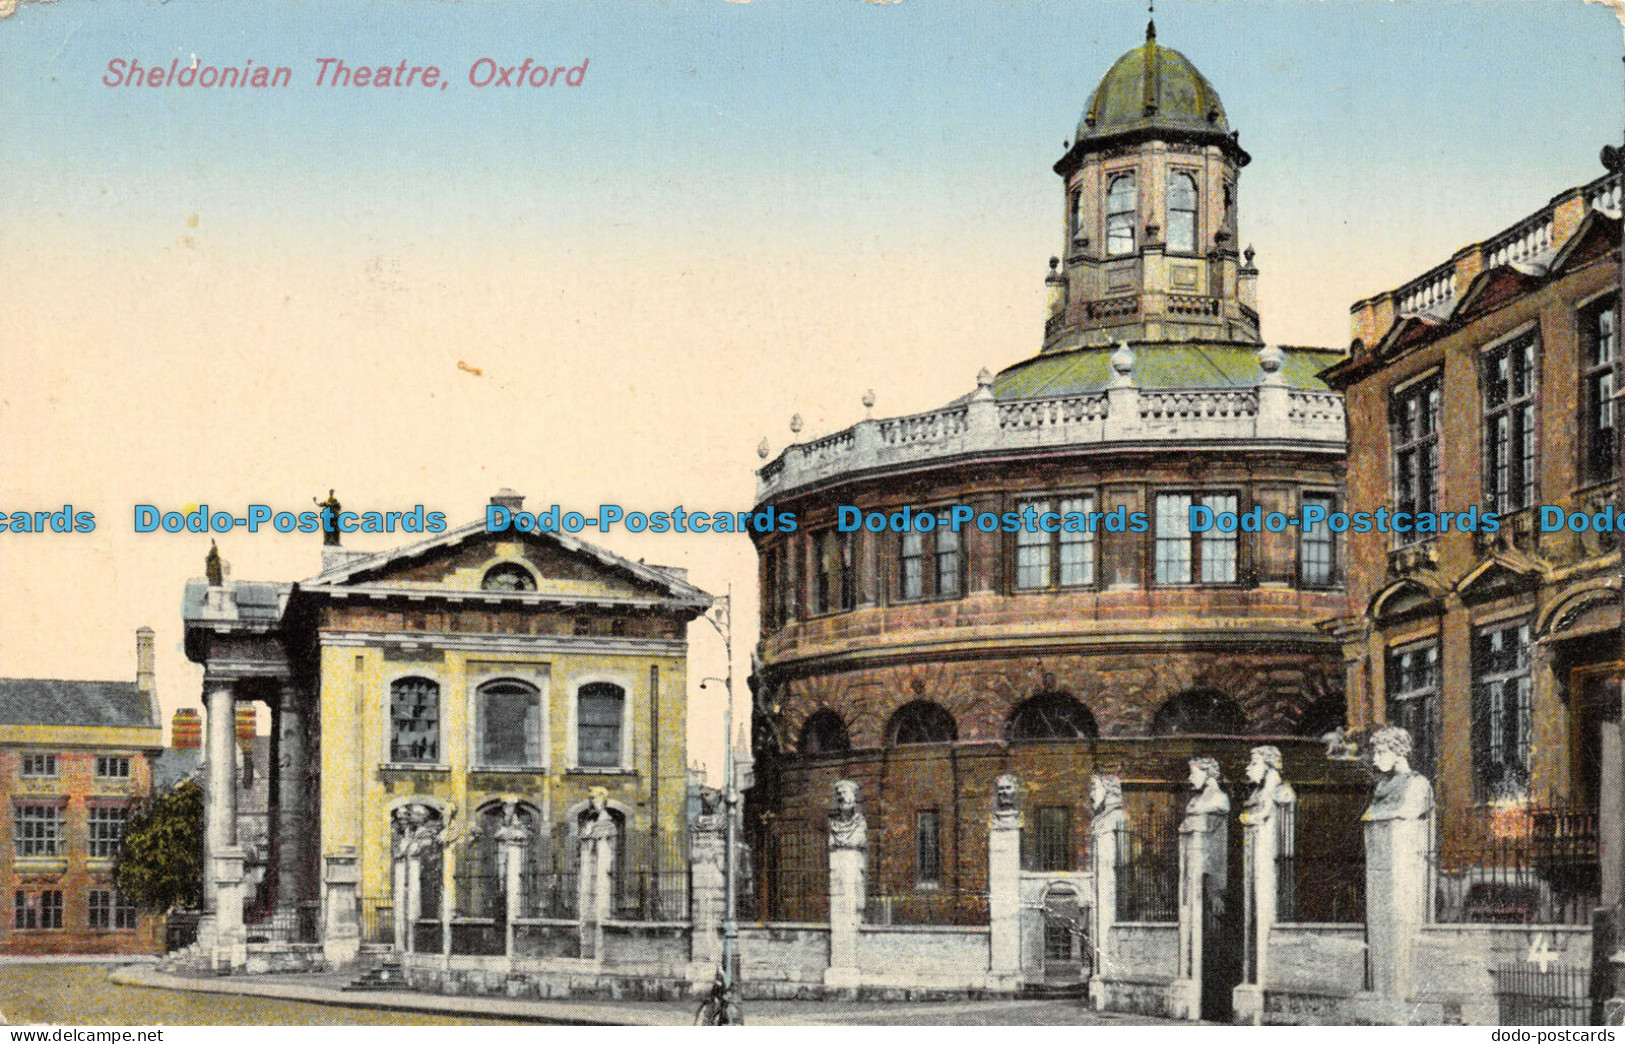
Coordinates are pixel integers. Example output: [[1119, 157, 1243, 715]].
[[1106, 174, 1137, 256], [481, 563, 537, 592], [1168, 173, 1198, 254]]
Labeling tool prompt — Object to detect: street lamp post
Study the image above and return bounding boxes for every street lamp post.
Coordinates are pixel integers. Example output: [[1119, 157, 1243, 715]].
[[700, 585, 742, 1022]]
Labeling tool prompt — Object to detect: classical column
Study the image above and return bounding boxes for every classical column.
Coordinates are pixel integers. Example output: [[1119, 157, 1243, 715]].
[[275, 682, 308, 914], [1362, 727, 1434, 1015], [1173, 756, 1230, 1023], [1088, 775, 1126, 1011], [986, 774, 1023, 984], [824, 779, 867, 989], [202, 681, 239, 912], [1234, 747, 1296, 1026]]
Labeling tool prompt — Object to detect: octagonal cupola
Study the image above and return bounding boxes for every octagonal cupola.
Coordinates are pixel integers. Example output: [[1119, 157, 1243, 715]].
[[1045, 21, 1260, 352]]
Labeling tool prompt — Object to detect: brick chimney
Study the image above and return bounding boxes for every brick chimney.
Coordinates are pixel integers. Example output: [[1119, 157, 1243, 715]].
[[172, 708, 202, 751], [236, 701, 256, 751], [135, 626, 156, 722]]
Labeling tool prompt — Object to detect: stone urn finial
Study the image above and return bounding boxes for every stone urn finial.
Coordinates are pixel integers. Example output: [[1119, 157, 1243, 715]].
[[1257, 344, 1284, 381], [1110, 341, 1135, 379], [976, 367, 994, 388], [789, 413, 803, 435], [862, 389, 876, 414], [756, 437, 770, 460]]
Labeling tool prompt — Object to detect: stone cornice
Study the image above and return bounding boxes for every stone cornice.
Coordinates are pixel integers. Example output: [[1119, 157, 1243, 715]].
[[760, 624, 1339, 678], [316, 630, 689, 658]]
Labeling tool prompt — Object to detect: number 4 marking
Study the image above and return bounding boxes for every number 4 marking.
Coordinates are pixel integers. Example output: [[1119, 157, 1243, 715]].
[[1527, 933, 1557, 972]]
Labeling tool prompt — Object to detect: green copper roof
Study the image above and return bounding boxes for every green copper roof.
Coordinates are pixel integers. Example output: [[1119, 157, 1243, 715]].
[[992, 344, 1342, 400], [1079, 22, 1229, 144]]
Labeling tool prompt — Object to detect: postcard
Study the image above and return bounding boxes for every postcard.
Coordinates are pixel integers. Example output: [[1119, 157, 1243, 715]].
[[0, 0, 1623, 1031]]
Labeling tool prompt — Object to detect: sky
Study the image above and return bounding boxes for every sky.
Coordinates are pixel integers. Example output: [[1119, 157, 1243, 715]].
[[0, 0, 1621, 780]]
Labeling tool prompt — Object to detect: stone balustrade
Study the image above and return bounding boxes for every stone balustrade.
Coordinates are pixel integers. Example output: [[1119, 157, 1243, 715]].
[[1484, 211, 1555, 270], [1397, 263, 1457, 317], [1590, 172, 1622, 216], [758, 378, 1344, 501]]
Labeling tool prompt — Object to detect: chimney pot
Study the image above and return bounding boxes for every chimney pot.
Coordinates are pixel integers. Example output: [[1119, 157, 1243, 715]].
[[490, 488, 525, 511]]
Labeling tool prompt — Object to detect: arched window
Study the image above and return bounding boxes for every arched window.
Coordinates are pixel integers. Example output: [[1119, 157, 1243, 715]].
[[476, 680, 541, 768], [887, 701, 958, 746], [1007, 692, 1099, 741], [1106, 174, 1137, 256], [390, 677, 441, 764], [1167, 173, 1198, 254], [1150, 689, 1248, 736], [798, 710, 850, 756], [577, 682, 626, 768], [481, 563, 537, 592]]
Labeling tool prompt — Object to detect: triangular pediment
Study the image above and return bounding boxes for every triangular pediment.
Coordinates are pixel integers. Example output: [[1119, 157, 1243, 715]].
[[1548, 211, 1620, 278], [1453, 267, 1541, 324], [1454, 554, 1544, 606], [299, 521, 710, 610]]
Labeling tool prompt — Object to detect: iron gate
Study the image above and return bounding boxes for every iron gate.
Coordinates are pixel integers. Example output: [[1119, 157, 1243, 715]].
[[1491, 964, 1593, 1026]]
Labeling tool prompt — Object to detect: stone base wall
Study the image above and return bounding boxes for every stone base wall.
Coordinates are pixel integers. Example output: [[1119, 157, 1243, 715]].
[[1246, 923, 1594, 1026], [243, 942, 327, 975], [602, 922, 691, 968]]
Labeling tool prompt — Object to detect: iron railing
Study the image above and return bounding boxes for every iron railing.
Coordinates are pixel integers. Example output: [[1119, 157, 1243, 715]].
[[358, 899, 395, 945], [522, 870, 579, 919], [746, 866, 830, 924], [610, 870, 689, 922], [1115, 821, 1179, 924], [1433, 807, 1599, 926], [164, 909, 202, 952], [243, 902, 320, 944], [1492, 964, 1594, 1026]]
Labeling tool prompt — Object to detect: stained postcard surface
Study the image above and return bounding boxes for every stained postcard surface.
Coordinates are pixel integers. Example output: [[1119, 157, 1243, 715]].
[[1, 0, 1623, 1030]]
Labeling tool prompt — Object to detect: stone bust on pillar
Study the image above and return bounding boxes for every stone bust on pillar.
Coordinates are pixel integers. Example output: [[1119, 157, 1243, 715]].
[[1240, 745, 1295, 827], [1364, 726, 1434, 822], [990, 773, 1023, 829], [1183, 756, 1231, 822], [581, 785, 619, 842], [828, 779, 868, 851], [692, 786, 725, 836], [1089, 773, 1125, 831]]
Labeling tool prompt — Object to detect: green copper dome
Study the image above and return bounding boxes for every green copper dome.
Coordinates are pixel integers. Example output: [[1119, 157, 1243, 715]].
[[1078, 22, 1229, 145]]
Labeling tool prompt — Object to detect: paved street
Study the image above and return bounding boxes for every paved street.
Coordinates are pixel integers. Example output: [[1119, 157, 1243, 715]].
[[0, 963, 1181, 1026], [0, 964, 529, 1026]]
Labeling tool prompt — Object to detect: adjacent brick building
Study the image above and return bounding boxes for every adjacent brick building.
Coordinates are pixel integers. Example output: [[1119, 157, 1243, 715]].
[[0, 629, 165, 955], [746, 23, 1366, 990], [1323, 171, 1623, 884]]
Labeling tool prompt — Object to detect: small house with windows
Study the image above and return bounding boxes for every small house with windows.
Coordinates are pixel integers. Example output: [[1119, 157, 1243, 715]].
[[0, 629, 165, 955], [179, 490, 710, 964]]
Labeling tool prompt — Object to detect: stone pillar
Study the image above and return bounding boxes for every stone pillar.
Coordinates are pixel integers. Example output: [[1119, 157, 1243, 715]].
[[1102, 342, 1141, 442], [500, 835, 525, 961], [209, 846, 248, 973], [1173, 758, 1230, 1023], [275, 682, 307, 914], [392, 852, 411, 951], [1234, 749, 1296, 1026], [987, 775, 1023, 984], [202, 682, 238, 912], [1254, 345, 1292, 440], [1361, 727, 1435, 1016], [688, 808, 727, 984], [1088, 777, 1126, 1011], [824, 779, 867, 990], [578, 797, 616, 962], [323, 847, 361, 967]]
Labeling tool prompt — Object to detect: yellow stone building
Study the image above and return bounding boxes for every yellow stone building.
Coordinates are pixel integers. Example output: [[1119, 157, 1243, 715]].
[[181, 490, 711, 964]]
